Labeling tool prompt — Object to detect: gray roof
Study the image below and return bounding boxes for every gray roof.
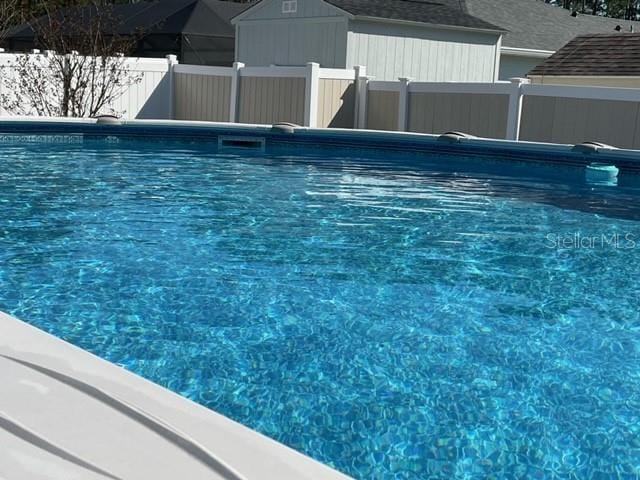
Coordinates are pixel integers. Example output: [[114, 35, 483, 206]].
[[6, 0, 247, 39], [325, 0, 504, 31], [464, 0, 640, 51], [529, 33, 640, 76]]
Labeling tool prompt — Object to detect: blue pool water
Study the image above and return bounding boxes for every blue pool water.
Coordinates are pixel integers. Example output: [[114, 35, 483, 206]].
[[1, 137, 640, 478]]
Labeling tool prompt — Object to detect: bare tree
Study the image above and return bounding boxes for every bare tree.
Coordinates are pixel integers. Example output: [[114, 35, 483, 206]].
[[0, 1, 143, 117], [0, 0, 22, 43]]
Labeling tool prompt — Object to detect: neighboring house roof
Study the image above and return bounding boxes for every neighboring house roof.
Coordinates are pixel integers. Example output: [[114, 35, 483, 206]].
[[529, 33, 640, 76], [233, 0, 504, 32], [324, 0, 504, 32], [5, 0, 246, 41], [463, 0, 640, 52]]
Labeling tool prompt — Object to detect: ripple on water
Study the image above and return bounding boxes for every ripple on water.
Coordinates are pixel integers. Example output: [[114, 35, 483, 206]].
[[1, 141, 640, 479]]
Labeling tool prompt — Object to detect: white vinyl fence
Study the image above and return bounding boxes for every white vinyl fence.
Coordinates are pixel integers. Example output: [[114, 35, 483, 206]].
[[359, 77, 640, 149], [173, 62, 359, 128], [1, 51, 640, 149], [0, 52, 176, 120]]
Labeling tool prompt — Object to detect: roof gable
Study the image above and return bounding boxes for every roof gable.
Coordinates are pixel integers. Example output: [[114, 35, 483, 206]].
[[529, 33, 640, 76], [232, 0, 346, 23]]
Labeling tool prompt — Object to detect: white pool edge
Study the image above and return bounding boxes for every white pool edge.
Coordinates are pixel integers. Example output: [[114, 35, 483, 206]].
[[0, 311, 352, 479]]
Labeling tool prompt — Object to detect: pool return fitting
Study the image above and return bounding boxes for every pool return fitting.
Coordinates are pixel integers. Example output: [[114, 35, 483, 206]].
[[94, 115, 123, 126], [271, 122, 299, 134], [437, 131, 476, 143]]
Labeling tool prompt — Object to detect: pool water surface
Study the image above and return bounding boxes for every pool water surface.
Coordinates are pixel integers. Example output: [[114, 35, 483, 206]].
[[1, 138, 639, 478]]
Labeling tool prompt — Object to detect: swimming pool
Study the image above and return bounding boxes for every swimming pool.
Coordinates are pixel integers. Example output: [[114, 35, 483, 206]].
[[1, 122, 640, 478]]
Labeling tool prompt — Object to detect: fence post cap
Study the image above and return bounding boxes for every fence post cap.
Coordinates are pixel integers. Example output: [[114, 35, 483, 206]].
[[306, 62, 320, 67], [509, 77, 530, 85], [399, 77, 413, 83], [232, 61, 244, 70], [166, 54, 178, 63]]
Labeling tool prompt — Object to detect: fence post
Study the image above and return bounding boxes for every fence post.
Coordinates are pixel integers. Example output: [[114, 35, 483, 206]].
[[506, 77, 529, 141], [0, 49, 3, 117], [166, 54, 178, 120], [354, 65, 367, 129], [397, 77, 412, 132], [229, 61, 244, 123], [304, 62, 320, 128]]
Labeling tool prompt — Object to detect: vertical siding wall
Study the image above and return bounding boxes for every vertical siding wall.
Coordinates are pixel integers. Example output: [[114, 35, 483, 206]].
[[346, 20, 500, 82], [407, 92, 509, 139], [238, 76, 306, 125], [520, 94, 640, 149], [174, 73, 231, 122], [236, 22, 348, 68], [235, 0, 348, 67], [316, 79, 355, 128]]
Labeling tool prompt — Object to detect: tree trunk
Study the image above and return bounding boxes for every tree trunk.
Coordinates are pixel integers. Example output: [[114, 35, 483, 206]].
[[61, 55, 71, 117]]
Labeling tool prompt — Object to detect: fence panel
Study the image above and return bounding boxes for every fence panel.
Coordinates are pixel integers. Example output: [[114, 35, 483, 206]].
[[407, 91, 509, 139], [238, 75, 306, 125], [3, 51, 640, 151], [112, 58, 171, 120], [174, 68, 232, 122], [520, 85, 640, 149], [316, 78, 356, 128], [366, 82, 400, 131], [0, 54, 172, 120]]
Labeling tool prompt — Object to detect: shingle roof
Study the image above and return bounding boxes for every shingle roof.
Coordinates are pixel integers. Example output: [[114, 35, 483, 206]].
[[6, 0, 246, 40], [528, 33, 640, 76], [324, 0, 505, 32], [464, 0, 640, 51]]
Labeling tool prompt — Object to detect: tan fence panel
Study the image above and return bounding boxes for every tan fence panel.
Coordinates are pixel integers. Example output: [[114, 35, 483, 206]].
[[366, 91, 399, 131], [407, 92, 509, 139], [316, 79, 356, 128], [520, 96, 640, 149], [174, 73, 231, 122], [237, 76, 305, 125]]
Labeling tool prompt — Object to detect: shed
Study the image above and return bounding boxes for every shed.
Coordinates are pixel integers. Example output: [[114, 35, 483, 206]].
[[4, 0, 247, 66], [232, 0, 505, 82], [528, 33, 640, 88]]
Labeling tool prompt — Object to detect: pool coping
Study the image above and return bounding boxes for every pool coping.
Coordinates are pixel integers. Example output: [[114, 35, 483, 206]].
[[0, 116, 639, 172], [0, 311, 352, 479]]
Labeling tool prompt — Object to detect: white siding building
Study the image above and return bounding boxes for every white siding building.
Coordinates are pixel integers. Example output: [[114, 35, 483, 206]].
[[232, 0, 504, 82]]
